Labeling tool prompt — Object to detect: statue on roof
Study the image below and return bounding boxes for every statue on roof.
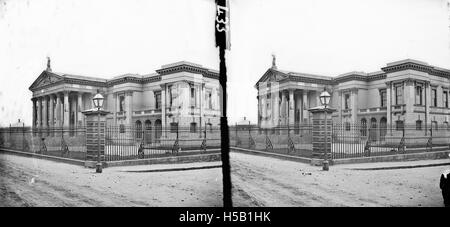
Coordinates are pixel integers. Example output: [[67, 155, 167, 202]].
[[271, 54, 277, 70], [46, 56, 52, 72]]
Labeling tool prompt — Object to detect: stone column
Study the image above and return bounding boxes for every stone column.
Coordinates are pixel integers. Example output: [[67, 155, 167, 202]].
[[261, 95, 266, 128], [113, 93, 117, 125], [281, 91, 286, 125], [351, 89, 358, 124], [161, 84, 166, 137], [125, 91, 133, 126], [437, 85, 443, 108], [405, 79, 415, 125], [289, 89, 295, 125], [42, 96, 48, 130], [303, 91, 309, 123], [257, 95, 261, 127], [32, 98, 36, 128], [77, 92, 83, 127], [337, 91, 342, 122], [273, 90, 280, 127], [37, 98, 42, 128], [200, 83, 205, 129], [49, 95, 54, 129], [425, 82, 431, 135], [64, 92, 70, 128], [56, 94, 61, 127], [386, 82, 392, 135], [316, 91, 321, 107]]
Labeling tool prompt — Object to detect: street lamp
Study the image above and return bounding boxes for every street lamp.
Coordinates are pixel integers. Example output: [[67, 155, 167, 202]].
[[319, 88, 331, 171], [93, 91, 104, 173]]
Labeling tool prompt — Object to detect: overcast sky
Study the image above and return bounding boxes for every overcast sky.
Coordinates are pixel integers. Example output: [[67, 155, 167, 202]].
[[1, 0, 450, 127]]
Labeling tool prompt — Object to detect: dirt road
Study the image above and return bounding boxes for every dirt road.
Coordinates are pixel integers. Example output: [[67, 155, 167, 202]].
[[0, 153, 223, 207], [2, 151, 447, 207], [230, 152, 446, 207]]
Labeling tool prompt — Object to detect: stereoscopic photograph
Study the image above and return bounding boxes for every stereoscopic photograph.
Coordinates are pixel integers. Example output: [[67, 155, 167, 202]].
[[1, 0, 450, 210]]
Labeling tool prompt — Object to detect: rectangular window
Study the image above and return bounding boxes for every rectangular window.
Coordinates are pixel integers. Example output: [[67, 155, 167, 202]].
[[190, 87, 196, 107], [432, 89, 437, 107], [415, 85, 423, 105], [119, 96, 125, 112], [190, 122, 197, 133], [444, 91, 448, 108], [380, 90, 387, 107], [155, 91, 161, 110], [396, 120, 404, 131], [395, 84, 403, 105], [168, 85, 173, 107], [170, 122, 178, 133], [344, 94, 350, 110], [208, 92, 212, 109]]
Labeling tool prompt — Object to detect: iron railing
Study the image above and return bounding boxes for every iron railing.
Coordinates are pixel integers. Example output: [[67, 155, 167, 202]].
[[103, 125, 221, 161], [0, 126, 87, 160], [0, 124, 221, 162], [230, 123, 450, 159]]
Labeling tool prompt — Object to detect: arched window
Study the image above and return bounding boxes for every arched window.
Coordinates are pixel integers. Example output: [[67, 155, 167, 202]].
[[135, 120, 142, 139], [360, 118, 367, 136], [444, 121, 449, 131], [432, 121, 438, 131], [416, 120, 422, 131], [119, 124, 125, 133]]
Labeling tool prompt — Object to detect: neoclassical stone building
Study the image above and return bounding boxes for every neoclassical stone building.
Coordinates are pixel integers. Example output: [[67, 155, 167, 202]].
[[256, 58, 450, 138], [29, 60, 222, 138]]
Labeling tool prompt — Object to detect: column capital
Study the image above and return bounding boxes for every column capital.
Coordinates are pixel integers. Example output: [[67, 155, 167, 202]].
[[405, 78, 415, 86], [385, 81, 392, 87]]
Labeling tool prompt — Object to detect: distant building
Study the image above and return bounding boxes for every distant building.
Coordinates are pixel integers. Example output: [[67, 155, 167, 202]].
[[10, 119, 25, 128], [29, 59, 222, 139], [234, 117, 255, 131], [255, 58, 450, 138]]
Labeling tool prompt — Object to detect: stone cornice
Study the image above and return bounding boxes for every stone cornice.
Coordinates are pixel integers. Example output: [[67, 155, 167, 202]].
[[285, 75, 333, 85], [155, 64, 219, 80], [381, 62, 450, 79]]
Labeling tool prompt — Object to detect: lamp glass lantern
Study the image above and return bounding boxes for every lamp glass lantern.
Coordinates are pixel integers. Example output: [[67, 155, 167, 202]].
[[93, 93, 104, 110], [319, 90, 331, 107]]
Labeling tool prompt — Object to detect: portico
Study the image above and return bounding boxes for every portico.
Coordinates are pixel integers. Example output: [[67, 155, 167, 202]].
[[256, 60, 331, 128], [31, 91, 96, 129]]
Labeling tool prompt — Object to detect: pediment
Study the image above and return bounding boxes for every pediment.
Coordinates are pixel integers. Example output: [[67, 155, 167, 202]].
[[29, 71, 64, 91], [256, 69, 288, 86]]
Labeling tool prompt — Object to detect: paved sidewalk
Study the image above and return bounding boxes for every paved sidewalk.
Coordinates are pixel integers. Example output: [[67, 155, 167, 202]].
[[336, 158, 450, 170], [109, 161, 222, 173]]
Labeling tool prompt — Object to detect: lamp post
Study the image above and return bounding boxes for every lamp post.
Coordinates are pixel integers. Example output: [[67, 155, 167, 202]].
[[92, 91, 104, 173], [319, 88, 331, 171]]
